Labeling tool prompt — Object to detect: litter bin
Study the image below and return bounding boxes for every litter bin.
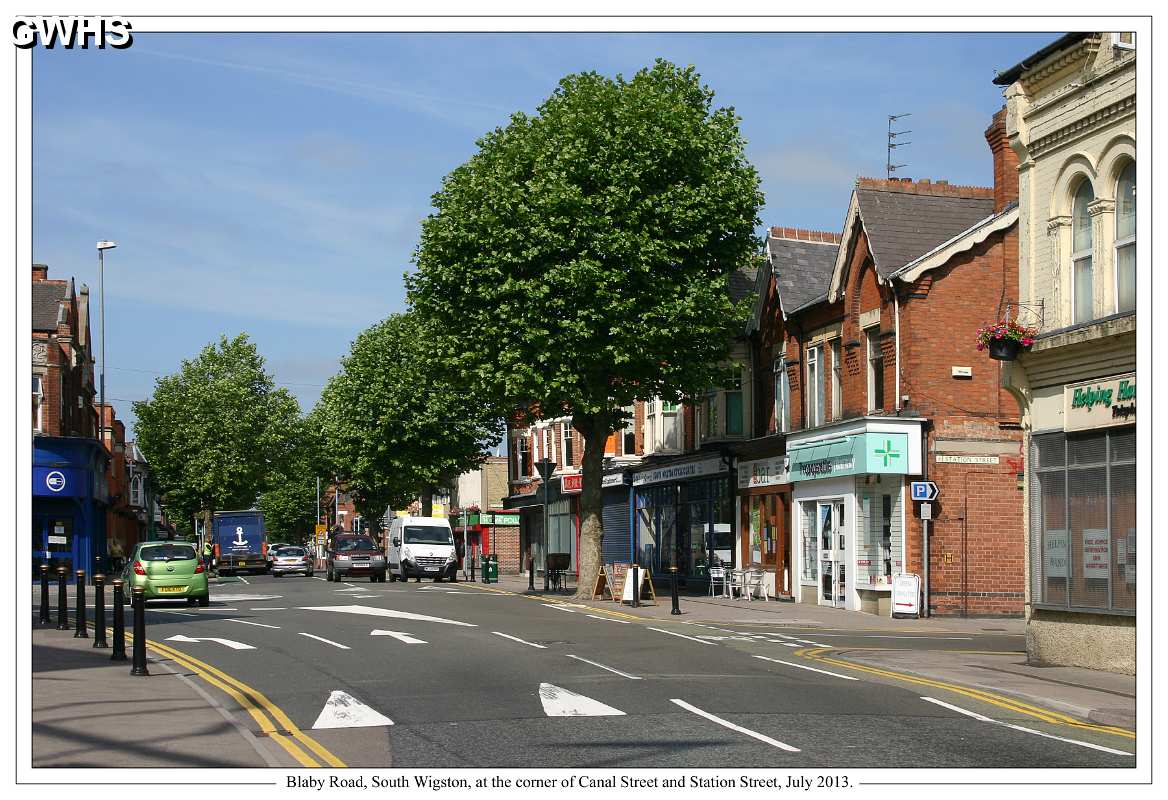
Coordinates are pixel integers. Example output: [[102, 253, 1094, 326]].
[[482, 554, 498, 584], [480, 554, 491, 584]]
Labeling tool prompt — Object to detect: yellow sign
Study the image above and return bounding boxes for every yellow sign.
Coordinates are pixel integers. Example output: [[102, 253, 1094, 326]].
[[314, 524, 328, 535]]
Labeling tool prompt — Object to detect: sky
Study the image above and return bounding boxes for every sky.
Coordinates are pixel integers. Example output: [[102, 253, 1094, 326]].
[[32, 31, 1056, 437]]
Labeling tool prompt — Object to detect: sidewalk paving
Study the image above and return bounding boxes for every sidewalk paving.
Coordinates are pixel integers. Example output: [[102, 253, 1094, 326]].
[[32, 620, 294, 768]]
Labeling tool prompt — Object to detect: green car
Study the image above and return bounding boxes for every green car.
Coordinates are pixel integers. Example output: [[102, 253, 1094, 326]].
[[121, 542, 210, 606]]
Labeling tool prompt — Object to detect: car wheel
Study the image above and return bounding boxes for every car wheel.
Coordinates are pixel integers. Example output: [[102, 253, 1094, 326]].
[[415, 577, 421, 583], [198, 595, 210, 607], [370, 575, 377, 583], [187, 597, 198, 606], [307, 571, 314, 578]]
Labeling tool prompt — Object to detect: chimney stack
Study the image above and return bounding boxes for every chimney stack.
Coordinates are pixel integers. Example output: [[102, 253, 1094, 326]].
[[32, 263, 48, 281], [985, 107, 1019, 212]]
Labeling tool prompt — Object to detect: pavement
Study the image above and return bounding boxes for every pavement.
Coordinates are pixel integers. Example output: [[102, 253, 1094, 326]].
[[29, 572, 1137, 770]]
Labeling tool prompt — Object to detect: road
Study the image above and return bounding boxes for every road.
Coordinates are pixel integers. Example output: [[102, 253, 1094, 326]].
[[123, 573, 1134, 769]]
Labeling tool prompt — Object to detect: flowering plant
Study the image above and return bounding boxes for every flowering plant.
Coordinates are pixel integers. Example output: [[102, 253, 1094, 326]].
[[975, 319, 1038, 351]]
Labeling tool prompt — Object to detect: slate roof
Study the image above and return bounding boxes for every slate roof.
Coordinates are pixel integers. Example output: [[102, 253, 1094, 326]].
[[767, 235, 838, 313], [856, 187, 995, 277], [729, 264, 759, 305], [32, 282, 67, 332], [993, 33, 1091, 86]]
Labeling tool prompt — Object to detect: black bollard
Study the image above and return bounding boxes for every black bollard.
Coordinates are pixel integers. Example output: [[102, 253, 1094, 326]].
[[527, 553, 535, 591], [110, 580, 127, 661], [471, 550, 476, 582], [56, 566, 69, 630], [93, 574, 108, 648], [130, 586, 149, 676], [631, 564, 640, 609], [74, 570, 88, 638], [670, 566, 682, 616], [39, 564, 50, 625]]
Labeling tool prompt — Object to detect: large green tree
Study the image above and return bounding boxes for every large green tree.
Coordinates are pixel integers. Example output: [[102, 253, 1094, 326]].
[[133, 333, 303, 528], [257, 415, 324, 545], [407, 60, 763, 596], [315, 311, 503, 519]]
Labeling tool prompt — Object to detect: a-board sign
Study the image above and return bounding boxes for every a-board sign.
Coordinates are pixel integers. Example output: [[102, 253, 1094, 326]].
[[617, 564, 658, 606], [592, 565, 616, 601], [890, 573, 920, 618]]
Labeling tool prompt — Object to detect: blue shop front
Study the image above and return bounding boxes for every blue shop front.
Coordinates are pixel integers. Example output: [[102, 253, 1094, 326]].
[[32, 436, 109, 580]]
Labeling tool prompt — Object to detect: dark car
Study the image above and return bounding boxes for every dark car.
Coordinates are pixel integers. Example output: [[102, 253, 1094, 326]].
[[326, 534, 387, 583]]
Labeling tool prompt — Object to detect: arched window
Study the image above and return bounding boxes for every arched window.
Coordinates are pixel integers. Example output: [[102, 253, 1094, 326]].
[[1071, 180, 1095, 324], [130, 475, 143, 507], [1115, 162, 1135, 313]]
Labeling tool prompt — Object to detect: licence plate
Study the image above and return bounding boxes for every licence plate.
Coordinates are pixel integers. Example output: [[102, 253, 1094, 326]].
[[158, 586, 186, 594], [425, 567, 438, 572]]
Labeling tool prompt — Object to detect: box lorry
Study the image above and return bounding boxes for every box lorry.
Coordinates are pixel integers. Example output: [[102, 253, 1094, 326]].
[[212, 510, 268, 576]]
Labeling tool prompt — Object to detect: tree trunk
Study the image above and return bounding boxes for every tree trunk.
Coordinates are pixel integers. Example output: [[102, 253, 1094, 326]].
[[421, 485, 434, 518], [573, 410, 616, 600]]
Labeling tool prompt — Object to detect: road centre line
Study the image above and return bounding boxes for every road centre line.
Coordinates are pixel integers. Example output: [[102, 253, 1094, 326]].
[[298, 633, 350, 650], [586, 614, 631, 624], [809, 634, 974, 640], [648, 627, 717, 645], [544, 604, 577, 613], [227, 618, 281, 629], [919, 697, 1133, 756], [753, 655, 857, 680], [670, 699, 800, 752], [312, 577, 327, 581], [566, 654, 642, 680], [492, 631, 546, 649], [153, 610, 198, 617], [248, 607, 287, 610]]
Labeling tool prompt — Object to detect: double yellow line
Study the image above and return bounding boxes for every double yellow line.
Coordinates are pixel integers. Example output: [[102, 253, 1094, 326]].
[[128, 633, 346, 767], [462, 582, 643, 621], [795, 646, 1135, 740]]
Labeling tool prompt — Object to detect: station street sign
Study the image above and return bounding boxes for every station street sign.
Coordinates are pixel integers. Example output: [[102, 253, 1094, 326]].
[[910, 481, 939, 502]]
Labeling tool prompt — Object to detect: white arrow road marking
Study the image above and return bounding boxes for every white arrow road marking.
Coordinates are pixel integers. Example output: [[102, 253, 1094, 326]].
[[539, 683, 625, 717], [919, 697, 1133, 756], [752, 655, 858, 680], [670, 699, 800, 752], [299, 605, 476, 626], [370, 630, 428, 644], [166, 635, 255, 651], [298, 633, 350, 650], [493, 632, 545, 649], [226, 618, 281, 629], [648, 627, 717, 645], [566, 654, 642, 680], [312, 691, 394, 730]]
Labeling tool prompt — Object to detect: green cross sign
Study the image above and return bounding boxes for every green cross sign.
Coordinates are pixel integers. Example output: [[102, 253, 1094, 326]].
[[873, 439, 901, 468]]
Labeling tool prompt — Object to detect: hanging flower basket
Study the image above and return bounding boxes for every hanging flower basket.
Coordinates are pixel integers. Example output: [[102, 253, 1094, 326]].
[[976, 319, 1037, 362]]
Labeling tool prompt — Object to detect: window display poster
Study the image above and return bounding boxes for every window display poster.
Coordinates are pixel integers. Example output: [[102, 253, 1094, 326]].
[[1127, 529, 1136, 587], [1082, 529, 1110, 579], [1044, 529, 1068, 579]]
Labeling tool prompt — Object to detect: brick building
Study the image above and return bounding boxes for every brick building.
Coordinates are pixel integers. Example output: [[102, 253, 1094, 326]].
[[450, 457, 521, 574]]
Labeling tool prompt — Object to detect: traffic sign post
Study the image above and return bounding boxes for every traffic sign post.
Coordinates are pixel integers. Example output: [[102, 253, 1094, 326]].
[[910, 481, 939, 502]]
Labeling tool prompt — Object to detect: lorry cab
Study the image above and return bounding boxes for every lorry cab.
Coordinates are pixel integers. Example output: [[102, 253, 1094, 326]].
[[386, 516, 457, 582]]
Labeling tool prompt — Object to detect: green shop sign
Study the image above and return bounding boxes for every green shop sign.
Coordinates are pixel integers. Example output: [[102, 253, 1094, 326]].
[[789, 432, 910, 481], [1064, 373, 1135, 432]]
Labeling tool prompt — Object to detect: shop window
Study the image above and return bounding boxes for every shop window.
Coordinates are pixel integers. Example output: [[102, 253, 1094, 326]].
[[561, 421, 574, 467], [867, 329, 884, 412], [830, 340, 842, 420], [773, 359, 790, 434], [33, 374, 43, 432], [806, 345, 824, 427], [1031, 428, 1135, 613], [515, 433, 531, 479], [1071, 180, 1095, 324], [1115, 162, 1136, 314], [800, 502, 818, 582], [725, 378, 743, 436]]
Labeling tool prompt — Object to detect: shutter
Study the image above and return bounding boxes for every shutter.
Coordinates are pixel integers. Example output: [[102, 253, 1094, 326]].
[[602, 488, 631, 566]]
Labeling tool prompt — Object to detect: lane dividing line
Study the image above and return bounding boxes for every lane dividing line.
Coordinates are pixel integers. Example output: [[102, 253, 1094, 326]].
[[753, 655, 857, 680], [154, 610, 199, 617], [312, 577, 327, 582], [566, 654, 643, 680], [544, 604, 578, 613], [237, 576, 250, 585], [920, 697, 1133, 756], [492, 631, 546, 649], [586, 614, 631, 624], [249, 607, 287, 611], [670, 699, 800, 752], [227, 618, 281, 629], [298, 633, 351, 650], [648, 627, 716, 645]]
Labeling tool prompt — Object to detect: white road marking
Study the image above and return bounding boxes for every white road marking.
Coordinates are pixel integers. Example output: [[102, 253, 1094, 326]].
[[153, 610, 198, 617], [370, 629, 428, 644], [566, 654, 642, 680], [312, 690, 394, 729], [226, 618, 281, 629], [586, 614, 630, 624], [648, 627, 717, 645], [919, 697, 1133, 756], [492, 631, 546, 649], [351, 594, 380, 598], [342, 583, 357, 588], [752, 655, 858, 680], [778, 642, 802, 648], [544, 604, 577, 613], [298, 633, 350, 650], [812, 634, 974, 640], [248, 607, 286, 610], [237, 576, 250, 585], [208, 594, 281, 602], [312, 576, 327, 582], [166, 634, 255, 651], [682, 623, 739, 634], [299, 604, 476, 626], [335, 587, 366, 593], [670, 699, 800, 752], [539, 683, 625, 716]]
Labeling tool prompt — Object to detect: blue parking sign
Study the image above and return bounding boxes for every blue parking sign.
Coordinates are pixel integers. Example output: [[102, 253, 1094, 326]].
[[910, 481, 938, 502]]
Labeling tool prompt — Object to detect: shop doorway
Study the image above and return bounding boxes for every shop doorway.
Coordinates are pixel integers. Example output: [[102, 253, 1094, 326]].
[[33, 516, 74, 578], [817, 500, 848, 607]]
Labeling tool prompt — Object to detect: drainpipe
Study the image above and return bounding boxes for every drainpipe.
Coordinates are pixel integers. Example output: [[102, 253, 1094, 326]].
[[921, 424, 930, 618], [894, 289, 902, 413]]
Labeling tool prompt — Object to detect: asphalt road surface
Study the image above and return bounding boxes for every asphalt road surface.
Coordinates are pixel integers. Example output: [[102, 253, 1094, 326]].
[[126, 573, 1135, 769]]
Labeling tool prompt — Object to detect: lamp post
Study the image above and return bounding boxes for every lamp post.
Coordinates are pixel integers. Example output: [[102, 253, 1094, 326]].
[[96, 241, 117, 443], [535, 458, 555, 593]]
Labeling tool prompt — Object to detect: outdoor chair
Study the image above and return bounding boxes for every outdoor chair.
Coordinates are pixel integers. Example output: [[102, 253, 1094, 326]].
[[745, 568, 770, 601], [708, 566, 729, 597]]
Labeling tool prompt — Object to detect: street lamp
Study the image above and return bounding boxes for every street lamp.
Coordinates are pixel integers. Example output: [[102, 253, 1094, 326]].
[[96, 240, 117, 444], [535, 458, 555, 592]]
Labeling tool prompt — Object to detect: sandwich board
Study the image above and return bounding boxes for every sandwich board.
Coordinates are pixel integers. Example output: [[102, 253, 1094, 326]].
[[592, 564, 616, 601], [619, 564, 658, 606], [891, 573, 921, 619]]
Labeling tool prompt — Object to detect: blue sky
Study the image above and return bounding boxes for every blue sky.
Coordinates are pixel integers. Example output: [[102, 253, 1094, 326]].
[[33, 31, 1055, 436]]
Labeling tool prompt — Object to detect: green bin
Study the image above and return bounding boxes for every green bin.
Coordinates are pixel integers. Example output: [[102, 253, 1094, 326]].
[[484, 554, 498, 584]]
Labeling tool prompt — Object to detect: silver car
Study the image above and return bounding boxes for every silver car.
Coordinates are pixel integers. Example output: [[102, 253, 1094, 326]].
[[270, 546, 314, 577]]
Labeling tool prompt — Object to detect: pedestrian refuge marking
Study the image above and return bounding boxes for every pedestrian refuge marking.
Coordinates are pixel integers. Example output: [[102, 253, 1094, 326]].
[[539, 683, 625, 717], [298, 633, 350, 650], [299, 604, 477, 626], [371, 629, 428, 645], [226, 618, 281, 629], [166, 634, 256, 651], [670, 699, 800, 752], [566, 654, 642, 680], [312, 691, 394, 730]]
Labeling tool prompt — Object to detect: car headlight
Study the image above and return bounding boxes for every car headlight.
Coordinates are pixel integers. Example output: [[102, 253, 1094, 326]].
[[335, 554, 350, 561], [371, 555, 385, 562]]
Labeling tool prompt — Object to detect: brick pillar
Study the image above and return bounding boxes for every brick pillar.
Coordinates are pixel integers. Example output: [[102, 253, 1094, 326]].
[[985, 107, 1019, 213]]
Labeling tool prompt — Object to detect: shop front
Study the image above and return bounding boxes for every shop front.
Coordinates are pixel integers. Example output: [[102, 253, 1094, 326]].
[[788, 419, 922, 613], [633, 456, 734, 583], [737, 453, 792, 598], [32, 436, 110, 581], [451, 510, 521, 573]]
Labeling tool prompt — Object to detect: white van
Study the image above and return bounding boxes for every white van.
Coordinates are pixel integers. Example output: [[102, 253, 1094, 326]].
[[386, 516, 458, 582]]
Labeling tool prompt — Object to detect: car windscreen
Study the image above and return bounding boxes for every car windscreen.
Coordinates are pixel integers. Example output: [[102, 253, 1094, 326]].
[[334, 537, 377, 552], [403, 525, 453, 545], [140, 544, 197, 561], [275, 547, 305, 556]]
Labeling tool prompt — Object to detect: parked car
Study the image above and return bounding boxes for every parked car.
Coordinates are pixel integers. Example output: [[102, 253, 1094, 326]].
[[121, 541, 210, 606], [386, 516, 458, 582], [266, 542, 291, 569], [326, 534, 386, 582], [270, 546, 314, 578]]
